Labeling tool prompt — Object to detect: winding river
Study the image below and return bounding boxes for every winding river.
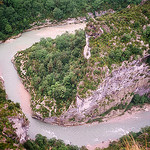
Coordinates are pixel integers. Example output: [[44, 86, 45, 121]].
[[0, 23, 150, 148]]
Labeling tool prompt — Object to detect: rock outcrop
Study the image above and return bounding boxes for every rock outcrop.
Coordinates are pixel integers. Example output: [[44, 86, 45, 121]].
[[8, 116, 29, 143]]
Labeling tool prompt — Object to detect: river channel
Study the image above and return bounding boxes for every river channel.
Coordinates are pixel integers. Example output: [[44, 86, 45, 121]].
[[0, 23, 150, 147]]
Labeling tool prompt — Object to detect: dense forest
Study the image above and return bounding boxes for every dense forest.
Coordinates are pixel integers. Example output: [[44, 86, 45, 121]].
[[0, 0, 142, 41], [15, 30, 87, 117]]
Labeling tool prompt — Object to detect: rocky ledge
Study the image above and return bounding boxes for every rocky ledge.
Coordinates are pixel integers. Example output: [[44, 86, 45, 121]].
[[8, 116, 29, 143]]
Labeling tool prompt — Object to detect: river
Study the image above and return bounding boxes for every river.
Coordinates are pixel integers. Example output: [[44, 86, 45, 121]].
[[0, 23, 150, 148]]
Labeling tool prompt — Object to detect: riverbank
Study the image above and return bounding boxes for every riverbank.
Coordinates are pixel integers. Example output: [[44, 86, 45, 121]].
[[0, 17, 86, 44], [9, 14, 150, 127], [11, 32, 150, 127], [86, 104, 150, 150], [0, 8, 118, 44], [103, 104, 150, 123]]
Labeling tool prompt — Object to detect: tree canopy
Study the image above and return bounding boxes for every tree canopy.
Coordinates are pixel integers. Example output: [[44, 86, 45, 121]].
[[0, 0, 142, 41]]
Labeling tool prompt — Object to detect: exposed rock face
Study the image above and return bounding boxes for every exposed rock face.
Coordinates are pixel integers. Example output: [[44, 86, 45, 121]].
[[87, 9, 115, 18], [140, 0, 149, 5], [41, 55, 150, 126], [9, 116, 29, 143], [95, 9, 115, 17]]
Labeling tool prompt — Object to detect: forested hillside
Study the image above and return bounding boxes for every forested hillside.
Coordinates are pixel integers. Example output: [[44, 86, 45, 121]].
[[14, 30, 87, 117], [0, 0, 142, 41], [82, 0, 150, 98], [14, 1, 150, 123]]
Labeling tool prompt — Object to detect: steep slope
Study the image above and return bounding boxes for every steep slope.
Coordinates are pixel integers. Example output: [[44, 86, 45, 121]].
[[0, 77, 29, 149], [14, 1, 150, 126]]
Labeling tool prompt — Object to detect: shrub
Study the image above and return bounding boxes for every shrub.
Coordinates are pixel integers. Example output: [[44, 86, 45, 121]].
[[121, 34, 131, 43]]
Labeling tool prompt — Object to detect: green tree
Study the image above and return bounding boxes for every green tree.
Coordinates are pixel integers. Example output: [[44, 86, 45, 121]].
[[49, 82, 66, 101], [45, 0, 55, 11], [53, 7, 63, 20], [5, 24, 12, 33], [47, 60, 53, 73]]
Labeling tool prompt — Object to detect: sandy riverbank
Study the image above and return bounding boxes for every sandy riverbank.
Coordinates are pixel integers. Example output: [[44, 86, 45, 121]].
[[1, 17, 86, 44], [87, 140, 111, 150], [103, 104, 150, 124], [86, 104, 150, 150]]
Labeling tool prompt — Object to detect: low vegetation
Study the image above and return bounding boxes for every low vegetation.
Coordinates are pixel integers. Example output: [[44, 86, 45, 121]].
[[24, 134, 87, 150], [96, 126, 150, 150], [126, 94, 150, 111]]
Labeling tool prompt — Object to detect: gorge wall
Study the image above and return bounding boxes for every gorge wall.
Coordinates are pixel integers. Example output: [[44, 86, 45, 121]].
[[40, 56, 150, 126]]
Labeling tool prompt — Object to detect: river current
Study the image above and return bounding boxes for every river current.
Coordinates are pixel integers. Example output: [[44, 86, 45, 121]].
[[0, 23, 150, 147]]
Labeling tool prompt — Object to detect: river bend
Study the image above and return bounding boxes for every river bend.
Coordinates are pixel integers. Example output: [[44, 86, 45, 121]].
[[0, 23, 150, 147]]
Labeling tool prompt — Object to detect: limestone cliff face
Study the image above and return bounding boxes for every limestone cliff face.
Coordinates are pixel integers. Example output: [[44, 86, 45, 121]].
[[8, 116, 29, 143], [42, 56, 150, 126]]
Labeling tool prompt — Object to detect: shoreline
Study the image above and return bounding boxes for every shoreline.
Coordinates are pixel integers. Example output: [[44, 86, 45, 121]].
[[103, 104, 150, 123], [0, 17, 86, 44], [0, 76, 29, 144], [0, 8, 117, 44], [85, 104, 150, 127], [86, 104, 150, 150], [1, 13, 150, 149]]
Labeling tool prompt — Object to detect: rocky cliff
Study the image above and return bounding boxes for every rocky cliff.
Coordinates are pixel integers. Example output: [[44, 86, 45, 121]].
[[41, 55, 150, 126], [8, 116, 29, 143]]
